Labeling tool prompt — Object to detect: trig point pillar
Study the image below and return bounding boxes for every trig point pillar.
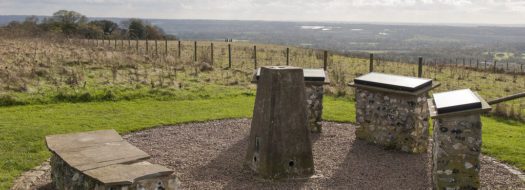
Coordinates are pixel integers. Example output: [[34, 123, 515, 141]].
[[349, 72, 439, 153], [428, 89, 491, 190], [252, 68, 329, 133], [246, 66, 314, 179]]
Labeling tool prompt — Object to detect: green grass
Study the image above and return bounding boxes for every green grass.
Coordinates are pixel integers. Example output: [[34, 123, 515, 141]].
[[0, 95, 524, 189]]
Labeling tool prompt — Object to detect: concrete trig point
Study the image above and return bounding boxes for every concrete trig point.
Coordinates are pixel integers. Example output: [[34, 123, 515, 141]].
[[45, 129, 179, 190], [428, 89, 491, 190], [252, 67, 329, 133], [349, 72, 439, 153], [247, 66, 314, 179]]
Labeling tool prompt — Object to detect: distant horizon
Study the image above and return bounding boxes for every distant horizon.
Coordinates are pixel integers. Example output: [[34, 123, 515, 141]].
[[1, 14, 525, 28], [1, 0, 524, 26]]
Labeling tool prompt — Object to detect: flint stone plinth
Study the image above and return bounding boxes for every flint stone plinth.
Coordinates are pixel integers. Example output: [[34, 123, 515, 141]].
[[350, 72, 438, 153], [252, 68, 329, 133], [46, 129, 179, 190], [429, 89, 491, 190], [247, 66, 314, 179]]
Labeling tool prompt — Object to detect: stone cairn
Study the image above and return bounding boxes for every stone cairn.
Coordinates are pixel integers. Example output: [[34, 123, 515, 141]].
[[428, 89, 491, 189], [350, 72, 438, 153], [246, 66, 314, 179], [252, 68, 329, 133], [46, 129, 179, 190]]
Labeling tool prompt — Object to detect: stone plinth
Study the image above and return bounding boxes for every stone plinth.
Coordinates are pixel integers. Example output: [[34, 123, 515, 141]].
[[350, 72, 438, 153], [252, 68, 329, 133], [246, 66, 314, 179], [46, 129, 179, 190], [429, 89, 491, 190]]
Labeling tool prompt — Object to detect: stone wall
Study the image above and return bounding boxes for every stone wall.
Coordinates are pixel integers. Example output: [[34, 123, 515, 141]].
[[355, 88, 429, 153], [50, 154, 179, 190], [305, 84, 324, 133], [432, 114, 482, 190]]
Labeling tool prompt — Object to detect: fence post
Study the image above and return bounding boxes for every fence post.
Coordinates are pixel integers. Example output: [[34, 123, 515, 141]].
[[155, 40, 158, 56], [418, 57, 423, 78], [146, 39, 149, 54], [323, 50, 328, 71], [369, 53, 374, 72], [286, 48, 290, 65], [484, 60, 487, 70], [178, 41, 181, 57], [476, 59, 479, 69], [128, 39, 131, 48], [254, 45, 257, 69], [114, 39, 117, 49], [493, 60, 497, 73], [506, 60, 509, 71], [228, 44, 232, 69], [521, 63, 523, 73], [135, 39, 139, 53], [165, 40, 168, 56], [194, 41, 197, 62], [211, 43, 214, 65]]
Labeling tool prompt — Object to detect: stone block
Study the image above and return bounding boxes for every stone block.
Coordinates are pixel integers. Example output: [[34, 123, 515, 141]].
[[429, 89, 491, 190], [46, 129, 179, 190], [246, 66, 314, 179], [351, 73, 438, 153]]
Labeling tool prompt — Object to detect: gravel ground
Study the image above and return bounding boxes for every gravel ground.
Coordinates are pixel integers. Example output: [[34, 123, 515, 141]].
[[29, 119, 524, 189]]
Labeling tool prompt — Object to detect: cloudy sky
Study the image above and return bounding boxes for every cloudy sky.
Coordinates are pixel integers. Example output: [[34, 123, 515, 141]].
[[1, 0, 524, 25]]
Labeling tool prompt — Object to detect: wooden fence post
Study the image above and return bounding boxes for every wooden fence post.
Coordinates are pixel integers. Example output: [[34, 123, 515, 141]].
[[494, 60, 497, 73], [418, 57, 423, 77], [506, 60, 509, 71], [484, 60, 487, 70], [521, 63, 523, 73], [135, 39, 139, 53], [114, 39, 117, 49], [323, 50, 328, 71], [286, 47, 290, 65], [165, 40, 168, 56], [155, 40, 158, 56], [146, 39, 149, 54], [178, 41, 181, 57], [228, 44, 232, 69], [254, 45, 257, 69], [369, 53, 374, 72], [194, 41, 197, 62], [211, 43, 214, 65]]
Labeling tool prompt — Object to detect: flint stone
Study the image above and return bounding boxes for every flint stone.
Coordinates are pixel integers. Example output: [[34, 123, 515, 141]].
[[246, 66, 314, 179]]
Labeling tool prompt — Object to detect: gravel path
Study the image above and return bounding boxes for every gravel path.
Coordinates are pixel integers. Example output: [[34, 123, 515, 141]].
[[28, 119, 524, 189]]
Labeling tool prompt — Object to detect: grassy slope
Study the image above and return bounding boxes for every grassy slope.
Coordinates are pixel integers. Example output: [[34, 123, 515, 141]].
[[1, 96, 523, 189]]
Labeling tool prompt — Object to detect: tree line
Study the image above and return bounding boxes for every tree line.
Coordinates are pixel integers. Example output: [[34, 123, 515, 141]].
[[1, 10, 175, 40]]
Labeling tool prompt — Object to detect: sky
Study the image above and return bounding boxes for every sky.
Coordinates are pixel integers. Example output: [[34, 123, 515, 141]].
[[0, 0, 524, 25]]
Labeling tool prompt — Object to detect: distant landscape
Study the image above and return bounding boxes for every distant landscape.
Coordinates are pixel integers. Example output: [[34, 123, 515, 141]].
[[2, 15, 525, 69]]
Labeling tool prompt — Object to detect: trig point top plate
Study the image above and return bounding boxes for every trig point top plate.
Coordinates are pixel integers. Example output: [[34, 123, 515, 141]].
[[433, 89, 482, 114], [256, 68, 326, 82], [353, 72, 432, 92]]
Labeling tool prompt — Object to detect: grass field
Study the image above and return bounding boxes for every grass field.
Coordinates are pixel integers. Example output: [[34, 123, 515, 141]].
[[0, 95, 524, 189]]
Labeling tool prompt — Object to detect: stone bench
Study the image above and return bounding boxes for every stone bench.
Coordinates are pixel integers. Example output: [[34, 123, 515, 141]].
[[252, 67, 330, 133], [45, 129, 179, 190]]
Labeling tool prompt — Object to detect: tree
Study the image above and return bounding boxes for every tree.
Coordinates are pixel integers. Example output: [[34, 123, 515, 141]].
[[128, 18, 146, 39], [47, 10, 88, 35], [89, 20, 118, 35]]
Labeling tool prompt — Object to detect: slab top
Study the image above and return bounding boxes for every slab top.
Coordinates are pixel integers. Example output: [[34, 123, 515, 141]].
[[84, 161, 174, 186], [255, 67, 326, 82], [353, 72, 432, 92], [46, 129, 150, 171], [433, 89, 482, 114]]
